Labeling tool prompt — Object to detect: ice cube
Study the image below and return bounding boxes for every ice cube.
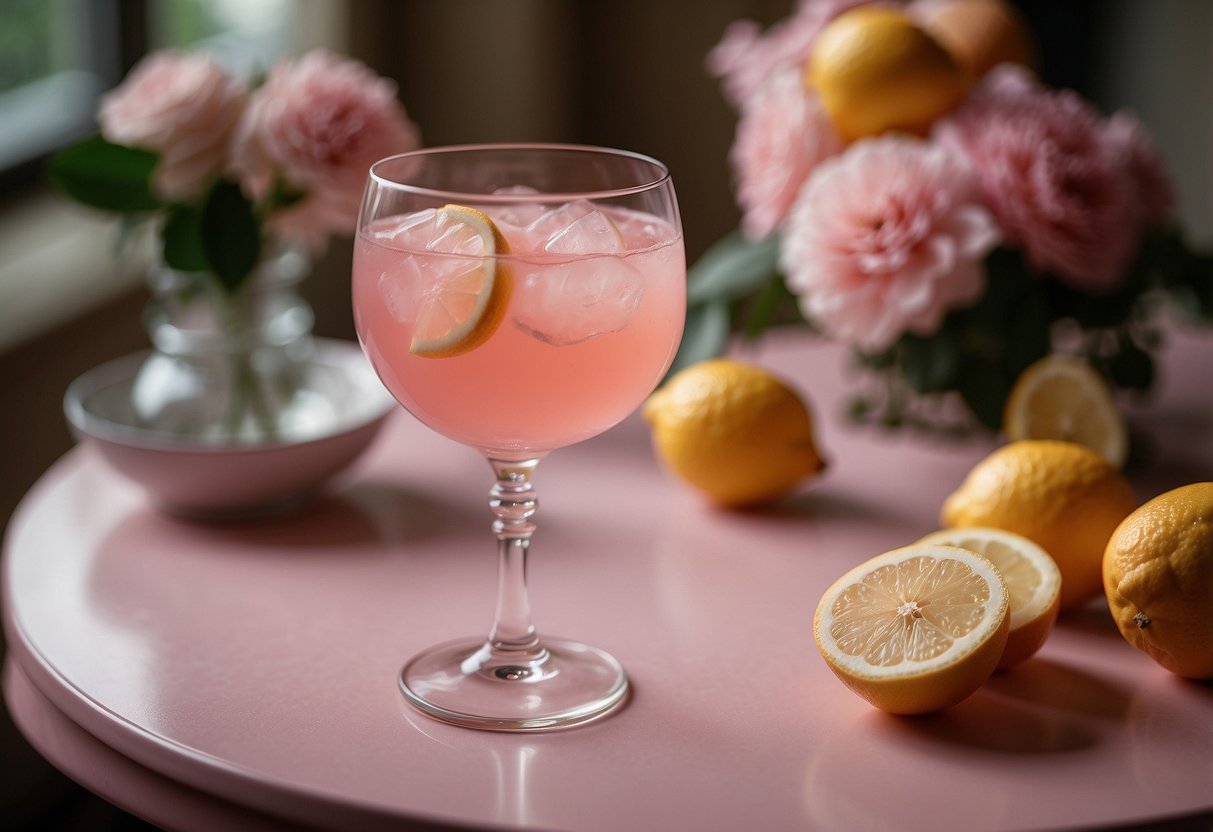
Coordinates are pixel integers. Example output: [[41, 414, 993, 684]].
[[378, 259, 424, 323], [371, 209, 437, 244], [488, 186, 548, 229], [525, 200, 597, 240], [512, 258, 645, 346], [544, 209, 626, 255]]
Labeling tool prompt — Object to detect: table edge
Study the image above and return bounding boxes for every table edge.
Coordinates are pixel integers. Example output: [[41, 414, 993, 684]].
[[1, 448, 519, 832]]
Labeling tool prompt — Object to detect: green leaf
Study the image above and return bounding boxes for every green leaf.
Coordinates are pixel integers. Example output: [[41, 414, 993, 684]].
[[201, 180, 261, 292], [740, 274, 800, 339], [266, 175, 308, 211], [1149, 230, 1213, 321], [47, 135, 160, 212], [1003, 288, 1052, 376], [1046, 249, 1147, 330], [686, 231, 781, 306], [1170, 279, 1213, 321], [666, 300, 730, 378], [955, 359, 1008, 431], [853, 346, 897, 370], [983, 245, 1030, 286], [161, 205, 209, 272], [845, 395, 874, 423], [964, 247, 1039, 336], [1107, 333, 1155, 391], [899, 329, 960, 394]]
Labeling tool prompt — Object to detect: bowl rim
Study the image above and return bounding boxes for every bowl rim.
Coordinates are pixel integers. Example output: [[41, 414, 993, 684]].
[[64, 338, 396, 455]]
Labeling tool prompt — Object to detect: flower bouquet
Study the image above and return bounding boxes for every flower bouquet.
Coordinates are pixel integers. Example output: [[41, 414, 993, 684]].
[[49, 48, 420, 441], [682, 0, 1212, 432]]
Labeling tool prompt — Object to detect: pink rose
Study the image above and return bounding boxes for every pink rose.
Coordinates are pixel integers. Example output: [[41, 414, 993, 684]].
[[707, 0, 872, 108], [98, 51, 247, 201], [229, 50, 421, 253], [731, 73, 844, 239], [935, 67, 1139, 293], [780, 137, 1001, 352]]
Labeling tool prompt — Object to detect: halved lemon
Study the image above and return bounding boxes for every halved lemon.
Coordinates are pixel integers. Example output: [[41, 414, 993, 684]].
[[813, 544, 1010, 714], [919, 527, 1061, 670], [1003, 354, 1128, 468], [409, 204, 512, 358]]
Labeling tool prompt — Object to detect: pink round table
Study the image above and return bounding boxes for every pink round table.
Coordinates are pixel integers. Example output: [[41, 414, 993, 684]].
[[4, 332, 1212, 831]]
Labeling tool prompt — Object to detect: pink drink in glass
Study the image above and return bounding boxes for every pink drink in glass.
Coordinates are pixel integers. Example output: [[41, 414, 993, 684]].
[[354, 145, 684, 730], [353, 205, 685, 458]]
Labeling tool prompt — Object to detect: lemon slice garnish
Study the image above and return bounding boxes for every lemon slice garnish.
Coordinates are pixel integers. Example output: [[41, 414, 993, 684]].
[[409, 204, 512, 358]]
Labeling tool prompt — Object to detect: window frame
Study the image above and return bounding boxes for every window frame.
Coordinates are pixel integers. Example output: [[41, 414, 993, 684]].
[[0, 0, 147, 194]]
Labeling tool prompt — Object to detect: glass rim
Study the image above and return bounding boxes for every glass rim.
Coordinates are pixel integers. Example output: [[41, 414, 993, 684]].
[[367, 142, 672, 202]]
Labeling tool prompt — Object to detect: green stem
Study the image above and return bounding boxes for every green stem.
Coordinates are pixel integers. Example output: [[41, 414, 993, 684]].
[[220, 286, 278, 440]]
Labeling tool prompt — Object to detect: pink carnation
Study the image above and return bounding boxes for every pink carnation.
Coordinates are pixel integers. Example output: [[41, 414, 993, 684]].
[[935, 67, 1139, 293], [1105, 110, 1174, 231], [780, 137, 1001, 352], [230, 50, 421, 253], [731, 73, 844, 239], [707, 0, 873, 108], [99, 51, 247, 201]]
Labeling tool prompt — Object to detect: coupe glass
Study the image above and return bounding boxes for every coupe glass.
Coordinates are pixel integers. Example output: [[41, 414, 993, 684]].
[[352, 144, 685, 730]]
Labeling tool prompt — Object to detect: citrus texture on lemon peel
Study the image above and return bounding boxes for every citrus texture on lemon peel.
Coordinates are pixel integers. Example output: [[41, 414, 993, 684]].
[[941, 440, 1137, 612], [806, 6, 968, 141], [642, 359, 826, 507], [1103, 482, 1213, 679], [409, 204, 512, 358], [920, 527, 1061, 669], [814, 544, 1010, 714], [1004, 354, 1128, 468]]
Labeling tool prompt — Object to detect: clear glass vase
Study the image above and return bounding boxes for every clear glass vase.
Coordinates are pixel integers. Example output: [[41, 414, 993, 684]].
[[131, 246, 323, 445]]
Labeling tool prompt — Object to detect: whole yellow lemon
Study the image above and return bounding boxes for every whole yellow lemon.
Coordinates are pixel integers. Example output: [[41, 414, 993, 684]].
[[1103, 482, 1213, 679], [807, 6, 969, 141], [643, 359, 826, 507], [941, 440, 1137, 611]]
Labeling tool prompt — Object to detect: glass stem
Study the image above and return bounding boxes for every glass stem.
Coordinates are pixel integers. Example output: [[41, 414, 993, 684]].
[[486, 458, 545, 661]]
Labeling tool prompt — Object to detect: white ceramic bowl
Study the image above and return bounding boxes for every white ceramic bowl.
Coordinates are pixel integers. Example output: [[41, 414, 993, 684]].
[[64, 338, 396, 518]]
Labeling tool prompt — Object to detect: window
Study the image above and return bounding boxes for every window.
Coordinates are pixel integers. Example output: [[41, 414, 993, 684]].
[[0, 0, 298, 181], [147, 0, 298, 74], [0, 0, 326, 356], [0, 0, 120, 173]]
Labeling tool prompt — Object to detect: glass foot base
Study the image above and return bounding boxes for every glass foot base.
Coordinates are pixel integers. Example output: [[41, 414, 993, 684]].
[[399, 637, 629, 731]]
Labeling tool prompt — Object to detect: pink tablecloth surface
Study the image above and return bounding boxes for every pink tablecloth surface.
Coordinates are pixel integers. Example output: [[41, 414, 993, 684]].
[[4, 328, 1212, 831]]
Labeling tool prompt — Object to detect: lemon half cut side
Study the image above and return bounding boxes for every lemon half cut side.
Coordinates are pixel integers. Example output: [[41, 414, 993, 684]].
[[920, 527, 1061, 669], [1003, 354, 1128, 468], [409, 204, 512, 359], [814, 544, 1010, 714]]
